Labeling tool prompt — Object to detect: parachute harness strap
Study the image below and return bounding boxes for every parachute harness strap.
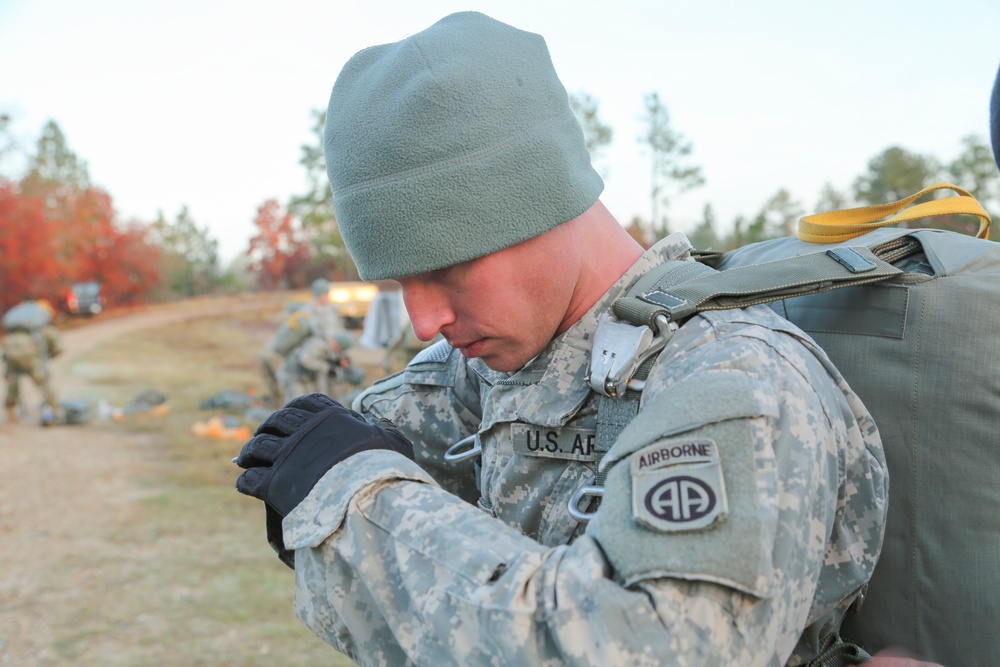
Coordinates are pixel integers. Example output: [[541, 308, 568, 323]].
[[569, 260, 712, 522]]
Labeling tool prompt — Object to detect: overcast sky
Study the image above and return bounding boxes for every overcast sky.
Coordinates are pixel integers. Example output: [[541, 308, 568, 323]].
[[2, 0, 998, 263]]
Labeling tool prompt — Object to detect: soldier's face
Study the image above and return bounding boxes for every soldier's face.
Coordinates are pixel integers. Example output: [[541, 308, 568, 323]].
[[396, 226, 581, 372]]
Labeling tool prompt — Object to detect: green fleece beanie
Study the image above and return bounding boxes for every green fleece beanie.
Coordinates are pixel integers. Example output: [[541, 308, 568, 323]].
[[324, 11, 604, 280]]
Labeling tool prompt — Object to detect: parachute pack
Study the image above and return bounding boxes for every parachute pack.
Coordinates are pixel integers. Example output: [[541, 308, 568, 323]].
[[58, 398, 92, 425], [603, 183, 996, 666], [2, 300, 53, 332], [271, 309, 314, 356]]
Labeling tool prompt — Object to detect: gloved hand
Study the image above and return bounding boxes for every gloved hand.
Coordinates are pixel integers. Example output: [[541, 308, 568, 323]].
[[234, 393, 414, 568]]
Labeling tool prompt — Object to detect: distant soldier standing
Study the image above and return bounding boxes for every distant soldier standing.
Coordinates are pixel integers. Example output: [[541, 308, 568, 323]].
[[3, 300, 62, 425]]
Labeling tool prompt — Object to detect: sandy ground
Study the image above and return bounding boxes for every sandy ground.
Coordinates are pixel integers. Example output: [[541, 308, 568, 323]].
[[0, 295, 334, 666]]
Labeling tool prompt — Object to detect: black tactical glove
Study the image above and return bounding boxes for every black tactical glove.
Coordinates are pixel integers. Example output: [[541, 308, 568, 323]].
[[234, 393, 414, 568]]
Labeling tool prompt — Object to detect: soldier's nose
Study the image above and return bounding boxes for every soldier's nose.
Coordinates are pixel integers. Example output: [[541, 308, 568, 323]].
[[398, 280, 455, 342]]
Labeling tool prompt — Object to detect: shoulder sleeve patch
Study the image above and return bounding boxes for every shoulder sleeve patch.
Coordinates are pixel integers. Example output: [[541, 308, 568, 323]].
[[588, 371, 779, 598], [630, 438, 728, 532]]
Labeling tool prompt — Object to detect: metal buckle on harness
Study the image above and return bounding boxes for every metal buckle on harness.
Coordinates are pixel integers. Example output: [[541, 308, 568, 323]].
[[567, 473, 603, 523], [443, 433, 481, 463], [573, 313, 676, 523], [588, 313, 674, 397]]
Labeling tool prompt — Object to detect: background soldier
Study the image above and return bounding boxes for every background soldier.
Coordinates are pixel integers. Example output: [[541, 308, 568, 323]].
[[236, 12, 897, 666], [256, 335, 284, 408], [277, 278, 356, 402], [259, 299, 312, 407], [3, 300, 62, 425]]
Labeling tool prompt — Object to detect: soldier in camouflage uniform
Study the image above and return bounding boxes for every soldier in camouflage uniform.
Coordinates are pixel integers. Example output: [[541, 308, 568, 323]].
[[3, 302, 61, 425], [256, 336, 284, 408], [236, 12, 892, 666], [277, 279, 352, 402]]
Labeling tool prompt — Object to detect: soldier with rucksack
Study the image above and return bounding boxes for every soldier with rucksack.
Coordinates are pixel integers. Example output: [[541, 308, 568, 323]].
[[258, 300, 312, 407], [274, 279, 357, 403], [2, 300, 62, 425], [234, 13, 892, 666]]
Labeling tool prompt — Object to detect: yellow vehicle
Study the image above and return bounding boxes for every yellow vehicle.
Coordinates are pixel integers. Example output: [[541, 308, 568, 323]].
[[327, 281, 379, 329]]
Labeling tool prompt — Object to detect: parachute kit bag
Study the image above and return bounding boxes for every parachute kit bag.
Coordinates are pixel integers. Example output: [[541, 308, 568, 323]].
[[57, 398, 92, 425], [271, 310, 313, 356], [697, 183, 996, 666], [2, 301, 53, 332], [591, 182, 995, 666]]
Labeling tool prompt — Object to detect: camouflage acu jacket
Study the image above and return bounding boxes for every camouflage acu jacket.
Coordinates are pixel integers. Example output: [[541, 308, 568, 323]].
[[282, 234, 888, 666]]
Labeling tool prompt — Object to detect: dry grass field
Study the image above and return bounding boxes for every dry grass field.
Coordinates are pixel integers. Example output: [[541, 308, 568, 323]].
[[0, 293, 383, 666]]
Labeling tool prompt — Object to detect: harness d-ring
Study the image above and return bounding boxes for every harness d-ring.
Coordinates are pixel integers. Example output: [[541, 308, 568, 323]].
[[567, 473, 603, 523], [443, 433, 482, 463]]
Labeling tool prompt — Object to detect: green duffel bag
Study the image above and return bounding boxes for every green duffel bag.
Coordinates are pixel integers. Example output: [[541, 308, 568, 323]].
[[271, 309, 314, 356], [59, 398, 92, 425], [703, 183, 996, 667], [2, 300, 52, 332]]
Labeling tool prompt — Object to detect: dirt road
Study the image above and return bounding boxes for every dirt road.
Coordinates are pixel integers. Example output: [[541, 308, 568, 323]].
[[0, 294, 358, 666]]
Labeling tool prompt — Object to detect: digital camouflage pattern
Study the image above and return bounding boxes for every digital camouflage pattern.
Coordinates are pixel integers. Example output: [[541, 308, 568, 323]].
[[278, 301, 348, 402], [282, 234, 888, 666]]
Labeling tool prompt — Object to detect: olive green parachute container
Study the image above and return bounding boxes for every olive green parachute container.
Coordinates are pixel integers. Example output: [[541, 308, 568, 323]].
[[2, 301, 52, 331], [271, 309, 314, 356], [700, 187, 998, 666]]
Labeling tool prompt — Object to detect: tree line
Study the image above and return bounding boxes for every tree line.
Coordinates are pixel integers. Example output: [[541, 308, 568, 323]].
[[2, 89, 997, 315], [0, 116, 227, 313], [570, 91, 999, 250]]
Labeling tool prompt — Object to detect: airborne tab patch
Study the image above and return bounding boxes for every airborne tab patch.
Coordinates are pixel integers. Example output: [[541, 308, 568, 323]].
[[631, 438, 728, 533]]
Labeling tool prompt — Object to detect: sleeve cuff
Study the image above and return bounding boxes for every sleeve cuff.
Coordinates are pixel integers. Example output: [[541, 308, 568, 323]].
[[282, 449, 438, 549]]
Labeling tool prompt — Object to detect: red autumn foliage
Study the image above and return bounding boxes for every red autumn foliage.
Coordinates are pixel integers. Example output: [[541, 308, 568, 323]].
[[0, 180, 61, 308], [247, 199, 314, 289], [0, 178, 163, 314]]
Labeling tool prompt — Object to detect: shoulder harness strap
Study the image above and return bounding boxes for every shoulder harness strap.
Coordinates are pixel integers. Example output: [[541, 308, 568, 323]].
[[570, 244, 905, 522]]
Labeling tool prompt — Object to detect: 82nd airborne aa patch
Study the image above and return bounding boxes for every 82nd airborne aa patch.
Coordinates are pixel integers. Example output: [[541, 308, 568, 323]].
[[630, 438, 729, 533]]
